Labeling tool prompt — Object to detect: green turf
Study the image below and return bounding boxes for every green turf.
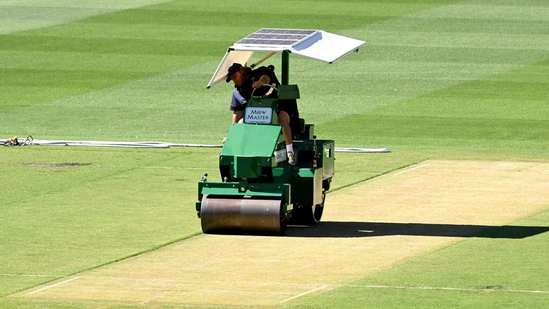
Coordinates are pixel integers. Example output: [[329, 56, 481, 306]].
[[0, 147, 211, 296], [1, 0, 549, 308]]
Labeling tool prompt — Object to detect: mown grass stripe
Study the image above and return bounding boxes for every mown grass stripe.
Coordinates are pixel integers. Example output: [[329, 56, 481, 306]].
[[0, 35, 225, 56], [366, 17, 549, 34], [0, 0, 175, 34]]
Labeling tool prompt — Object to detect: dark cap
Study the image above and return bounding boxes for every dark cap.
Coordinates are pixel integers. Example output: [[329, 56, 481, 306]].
[[226, 63, 243, 82]]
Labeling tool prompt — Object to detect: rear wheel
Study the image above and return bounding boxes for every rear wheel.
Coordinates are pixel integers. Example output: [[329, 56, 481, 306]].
[[312, 190, 326, 222], [290, 190, 326, 225]]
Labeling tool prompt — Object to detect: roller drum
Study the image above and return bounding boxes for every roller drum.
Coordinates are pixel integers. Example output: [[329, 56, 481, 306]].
[[200, 194, 285, 234]]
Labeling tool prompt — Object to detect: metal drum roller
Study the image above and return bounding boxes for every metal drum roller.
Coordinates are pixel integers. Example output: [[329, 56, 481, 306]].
[[200, 194, 286, 234]]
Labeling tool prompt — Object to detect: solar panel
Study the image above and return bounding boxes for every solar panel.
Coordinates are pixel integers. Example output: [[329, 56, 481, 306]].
[[235, 28, 317, 47], [207, 29, 366, 88]]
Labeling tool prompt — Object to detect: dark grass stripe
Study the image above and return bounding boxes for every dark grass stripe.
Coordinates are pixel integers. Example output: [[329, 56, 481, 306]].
[[1, 68, 151, 88], [418, 80, 549, 101], [371, 17, 549, 35], [323, 115, 549, 143], [368, 59, 549, 117], [296, 0, 464, 3], [0, 35, 225, 56], [0, 67, 157, 112], [365, 45, 549, 64]]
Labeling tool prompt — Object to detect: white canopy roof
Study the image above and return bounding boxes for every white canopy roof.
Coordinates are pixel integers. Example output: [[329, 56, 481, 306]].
[[207, 28, 365, 88]]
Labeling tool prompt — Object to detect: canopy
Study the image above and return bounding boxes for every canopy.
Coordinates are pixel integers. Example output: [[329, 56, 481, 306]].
[[207, 28, 365, 88]]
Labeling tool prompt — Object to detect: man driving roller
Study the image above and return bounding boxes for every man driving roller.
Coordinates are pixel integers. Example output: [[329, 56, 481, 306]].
[[227, 62, 297, 165]]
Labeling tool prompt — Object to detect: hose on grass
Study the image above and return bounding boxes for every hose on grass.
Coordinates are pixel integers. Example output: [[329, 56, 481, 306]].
[[2, 137, 390, 153]]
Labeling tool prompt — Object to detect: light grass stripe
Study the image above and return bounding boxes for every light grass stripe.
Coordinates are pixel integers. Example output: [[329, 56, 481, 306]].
[[414, 3, 549, 21], [0, 0, 172, 9], [356, 31, 549, 50], [0, 0, 175, 34]]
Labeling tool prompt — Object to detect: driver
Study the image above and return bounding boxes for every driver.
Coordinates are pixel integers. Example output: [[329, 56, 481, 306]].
[[227, 62, 297, 165]]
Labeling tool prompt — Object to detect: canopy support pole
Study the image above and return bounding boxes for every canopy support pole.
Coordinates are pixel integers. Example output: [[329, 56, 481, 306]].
[[281, 50, 290, 85]]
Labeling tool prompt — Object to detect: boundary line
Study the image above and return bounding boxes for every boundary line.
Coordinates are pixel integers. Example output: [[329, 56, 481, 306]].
[[26, 277, 80, 295]]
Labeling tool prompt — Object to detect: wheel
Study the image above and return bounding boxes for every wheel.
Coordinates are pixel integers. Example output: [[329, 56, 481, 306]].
[[323, 178, 332, 191], [290, 190, 326, 225], [311, 190, 326, 223]]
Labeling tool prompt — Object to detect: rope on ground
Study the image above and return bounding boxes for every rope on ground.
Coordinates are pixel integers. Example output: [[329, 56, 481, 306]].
[[1, 137, 390, 153], [1, 136, 33, 146]]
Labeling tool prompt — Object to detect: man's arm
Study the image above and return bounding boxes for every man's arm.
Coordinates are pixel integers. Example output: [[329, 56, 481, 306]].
[[252, 74, 270, 89], [252, 66, 275, 88]]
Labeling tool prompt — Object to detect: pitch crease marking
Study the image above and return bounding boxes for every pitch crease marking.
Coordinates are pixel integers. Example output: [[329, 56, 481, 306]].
[[26, 277, 81, 295], [394, 163, 431, 176], [279, 285, 329, 303]]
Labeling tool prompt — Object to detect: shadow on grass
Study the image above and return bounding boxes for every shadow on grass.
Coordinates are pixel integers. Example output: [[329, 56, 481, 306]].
[[286, 222, 549, 239]]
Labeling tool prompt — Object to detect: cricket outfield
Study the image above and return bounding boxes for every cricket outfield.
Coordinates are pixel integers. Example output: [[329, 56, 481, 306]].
[[2, 0, 549, 308]]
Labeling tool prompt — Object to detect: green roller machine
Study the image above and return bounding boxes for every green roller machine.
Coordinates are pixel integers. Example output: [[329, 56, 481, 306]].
[[197, 28, 365, 235]]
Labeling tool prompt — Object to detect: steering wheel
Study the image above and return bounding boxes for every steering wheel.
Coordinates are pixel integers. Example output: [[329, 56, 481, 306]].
[[251, 84, 278, 98]]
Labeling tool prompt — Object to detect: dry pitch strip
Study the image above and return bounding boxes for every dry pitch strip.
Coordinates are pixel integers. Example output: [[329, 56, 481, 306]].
[[12, 160, 549, 306]]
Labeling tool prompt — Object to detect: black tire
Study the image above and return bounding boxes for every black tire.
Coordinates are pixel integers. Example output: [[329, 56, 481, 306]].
[[290, 190, 326, 225], [312, 190, 326, 223], [279, 202, 288, 235], [323, 178, 332, 191]]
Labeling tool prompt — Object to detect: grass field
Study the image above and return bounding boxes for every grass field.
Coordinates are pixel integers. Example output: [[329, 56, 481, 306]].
[[1, 0, 548, 308]]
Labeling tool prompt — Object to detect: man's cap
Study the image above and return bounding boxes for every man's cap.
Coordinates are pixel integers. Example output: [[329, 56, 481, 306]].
[[226, 63, 243, 82]]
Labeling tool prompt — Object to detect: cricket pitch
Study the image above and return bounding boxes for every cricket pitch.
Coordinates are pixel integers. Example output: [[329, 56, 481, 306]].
[[13, 160, 549, 306]]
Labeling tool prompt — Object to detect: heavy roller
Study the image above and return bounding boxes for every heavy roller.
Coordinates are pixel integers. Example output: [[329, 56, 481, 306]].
[[196, 28, 365, 235]]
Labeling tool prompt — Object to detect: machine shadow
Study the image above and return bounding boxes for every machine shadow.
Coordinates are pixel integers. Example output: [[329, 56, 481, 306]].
[[285, 221, 549, 239]]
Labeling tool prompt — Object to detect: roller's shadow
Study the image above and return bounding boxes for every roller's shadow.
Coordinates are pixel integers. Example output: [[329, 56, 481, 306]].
[[286, 222, 549, 239]]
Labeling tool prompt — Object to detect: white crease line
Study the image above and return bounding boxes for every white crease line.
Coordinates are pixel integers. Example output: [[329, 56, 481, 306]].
[[27, 276, 80, 295], [280, 285, 329, 303], [345, 285, 549, 294], [394, 163, 431, 176]]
